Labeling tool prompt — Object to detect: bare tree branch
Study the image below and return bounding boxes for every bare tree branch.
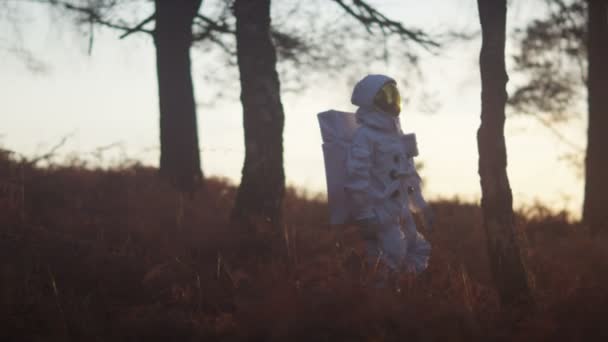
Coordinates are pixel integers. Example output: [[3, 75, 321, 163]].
[[27, 134, 72, 166], [532, 113, 585, 153], [331, 0, 440, 51], [208, 32, 237, 57], [119, 13, 155, 39], [194, 13, 235, 35], [53, 0, 153, 37], [510, 0, 586, 122]]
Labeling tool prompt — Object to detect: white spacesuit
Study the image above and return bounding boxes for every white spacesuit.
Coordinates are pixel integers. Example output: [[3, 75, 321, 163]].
[[345, 74, 432, 274]]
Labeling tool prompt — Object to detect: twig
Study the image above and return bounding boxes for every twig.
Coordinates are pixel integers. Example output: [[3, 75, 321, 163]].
[[531, 114, 584, 153], [55, 1, 153, 37], [195, 14, 235, 35], [47, 265, 70, 341], [119, 13, 155, 39], [27, 134, 72, 166], [87, 18, 94, 55], [332, 0, 440, 51]]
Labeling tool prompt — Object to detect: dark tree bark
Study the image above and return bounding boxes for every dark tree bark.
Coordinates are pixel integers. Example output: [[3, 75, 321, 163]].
[[477, 0, 532, 307], [583, 0, 608, 235], [154, 0, 203, 193], [232, 0, 285, 228]]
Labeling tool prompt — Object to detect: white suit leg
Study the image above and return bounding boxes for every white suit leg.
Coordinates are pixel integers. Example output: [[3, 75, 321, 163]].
[[364, 222, 407, 271], [402, 212, 431, 274], [379, 223, 408, 270]]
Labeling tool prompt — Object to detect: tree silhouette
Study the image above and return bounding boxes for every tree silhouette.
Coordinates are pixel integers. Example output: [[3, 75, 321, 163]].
[[24, 0, 236, 192], [510, 0, 586, 162], [511, 0, 608, 234], [584, 0, 608, 234], [231, 0, 286, 228], [154, 0, 203, 193], [477, 0, 531, 307]]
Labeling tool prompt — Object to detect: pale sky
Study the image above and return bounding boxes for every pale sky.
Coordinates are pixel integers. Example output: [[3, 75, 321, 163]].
[[0, 0, 586, 217]]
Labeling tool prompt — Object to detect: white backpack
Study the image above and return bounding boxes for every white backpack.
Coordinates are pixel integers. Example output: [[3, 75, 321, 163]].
[[317, 110, 360, 225]]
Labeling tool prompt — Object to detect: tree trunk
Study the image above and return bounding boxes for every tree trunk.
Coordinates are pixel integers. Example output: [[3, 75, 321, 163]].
[[477, 0, 532, 307], [232, 0, 285, 228], [583, 0, 608, 235], [154, 0, 203, 193]]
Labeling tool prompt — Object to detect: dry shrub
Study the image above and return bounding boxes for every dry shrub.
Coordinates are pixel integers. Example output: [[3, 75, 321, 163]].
[[1, 156, 607, 341]]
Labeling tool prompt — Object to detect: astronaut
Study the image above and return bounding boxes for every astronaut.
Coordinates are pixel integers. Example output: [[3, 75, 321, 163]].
[[345, 74, 433, 274]]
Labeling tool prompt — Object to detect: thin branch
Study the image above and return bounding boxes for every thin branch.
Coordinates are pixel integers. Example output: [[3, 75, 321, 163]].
[[119, 13, 155, 39], [27, 134, 72, 166], [87, 18, 94, 55], [209, 33, 236, 56], [532, 114, 584, 153], [331, 0, 440, 51], [194, 13, 235, 34], [55, 1, 153, 37]]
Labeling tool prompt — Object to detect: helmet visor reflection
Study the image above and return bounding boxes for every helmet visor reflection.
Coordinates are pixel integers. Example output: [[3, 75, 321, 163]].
[[373, 82, 402, 116]]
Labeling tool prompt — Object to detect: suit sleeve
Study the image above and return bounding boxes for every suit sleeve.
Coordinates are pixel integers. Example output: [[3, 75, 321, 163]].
[[345, 130, 375, 220]]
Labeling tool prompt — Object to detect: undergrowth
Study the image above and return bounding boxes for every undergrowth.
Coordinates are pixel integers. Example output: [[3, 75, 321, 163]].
[[1, 152, 607, 341]]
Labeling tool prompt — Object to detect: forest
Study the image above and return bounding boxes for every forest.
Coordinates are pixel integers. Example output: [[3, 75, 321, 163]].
[[1, 0, 607, 341]]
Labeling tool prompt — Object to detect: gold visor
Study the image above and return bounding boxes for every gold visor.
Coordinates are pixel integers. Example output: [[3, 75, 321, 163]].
[[373, 82, 402, 116]]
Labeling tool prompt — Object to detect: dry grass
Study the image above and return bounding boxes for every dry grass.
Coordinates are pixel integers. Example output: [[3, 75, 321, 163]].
[[1, 152, 607, 341]]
